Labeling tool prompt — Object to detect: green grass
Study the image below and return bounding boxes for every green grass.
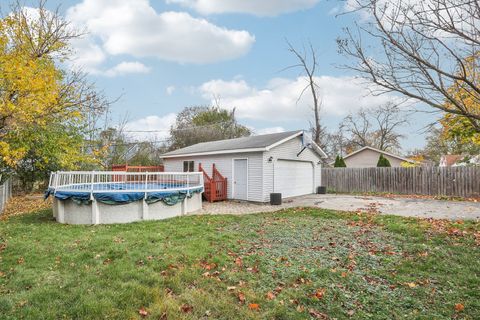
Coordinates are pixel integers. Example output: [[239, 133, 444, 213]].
[[0, 207, 479, 319]]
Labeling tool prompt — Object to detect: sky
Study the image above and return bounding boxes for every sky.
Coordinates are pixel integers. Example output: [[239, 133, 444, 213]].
[[12, 0, 438, 151]]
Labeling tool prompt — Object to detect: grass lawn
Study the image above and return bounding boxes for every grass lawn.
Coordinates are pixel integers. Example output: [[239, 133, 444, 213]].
[[0, 206, 479, 319]]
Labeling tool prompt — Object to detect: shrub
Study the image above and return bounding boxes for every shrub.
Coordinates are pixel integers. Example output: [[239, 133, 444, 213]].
[[377, 154, 391, 167], [334, 155, 347, 167]]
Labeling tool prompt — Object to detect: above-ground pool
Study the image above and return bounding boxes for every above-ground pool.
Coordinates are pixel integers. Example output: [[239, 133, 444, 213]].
[[46, 172, 204, 224]]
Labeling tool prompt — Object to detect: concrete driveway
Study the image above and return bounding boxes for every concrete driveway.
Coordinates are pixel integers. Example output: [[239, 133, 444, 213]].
[[199, 194, 480, 220]]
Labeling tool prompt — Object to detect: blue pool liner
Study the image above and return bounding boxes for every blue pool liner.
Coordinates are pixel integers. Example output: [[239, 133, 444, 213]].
[[45, 183, 203, 206]]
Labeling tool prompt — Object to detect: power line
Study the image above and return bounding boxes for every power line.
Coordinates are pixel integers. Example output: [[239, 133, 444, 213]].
[[123, 121, 234, 133]]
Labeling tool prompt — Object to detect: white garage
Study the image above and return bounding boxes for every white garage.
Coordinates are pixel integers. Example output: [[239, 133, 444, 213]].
[[274, 160, 314, 198], [162, 130, 328, 202]]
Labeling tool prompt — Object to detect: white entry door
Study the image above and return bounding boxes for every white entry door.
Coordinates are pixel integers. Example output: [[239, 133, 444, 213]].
[[275, 160, 313, 198], [233, 159, 248, 200]]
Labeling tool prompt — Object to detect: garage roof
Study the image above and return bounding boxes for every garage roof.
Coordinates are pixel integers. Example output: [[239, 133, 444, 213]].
[[162, 130, 327, 158]]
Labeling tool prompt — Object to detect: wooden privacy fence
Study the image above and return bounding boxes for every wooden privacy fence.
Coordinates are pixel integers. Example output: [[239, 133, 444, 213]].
[[321, 167, 480, 198], [111, 164, 164, 172]]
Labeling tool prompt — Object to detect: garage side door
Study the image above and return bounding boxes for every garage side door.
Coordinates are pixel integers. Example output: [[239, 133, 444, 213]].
[[274, 160, 313, 198]]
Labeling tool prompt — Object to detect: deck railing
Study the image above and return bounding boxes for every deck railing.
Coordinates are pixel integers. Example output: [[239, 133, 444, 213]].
[[48, 171, 204, 193], [199, 164, 228, 202]]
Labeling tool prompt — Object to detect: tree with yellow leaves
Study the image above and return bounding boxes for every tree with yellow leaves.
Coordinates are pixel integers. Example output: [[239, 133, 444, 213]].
[[440, 54, 480, 146], [0, 1, 107, 189]]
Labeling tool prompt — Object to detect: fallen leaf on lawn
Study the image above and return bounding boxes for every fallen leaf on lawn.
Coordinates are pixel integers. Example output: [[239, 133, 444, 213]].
[[406, 282, 416, 288], [235, 257, 243, 267], [266, 291, 276, 300], [113, 237, 124, 243], [347, 310, 355, 316], [247, 266, 259, 273], [103, 258, 112, 265], [454, 303, 465, 312], [248, 303, 260, 311], [296, 305, 305, 312], [341, 272, 348, 278], [17, 257, 24, 264], [313, 288, 326, 300], [200, 261, 217, 270], [227, 286, 236, 291], [237, 292, 246, 304], [180, 304, 193, 313], [1, 195, 51, 219], [138, 307, 148, 317], [309, 308, 328, 319]]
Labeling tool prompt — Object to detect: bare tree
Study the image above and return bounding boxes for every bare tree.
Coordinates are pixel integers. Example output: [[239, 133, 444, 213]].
[[285, 40, 324, 147], [341, 102, 408, 151], [337, 0, 480, 132]]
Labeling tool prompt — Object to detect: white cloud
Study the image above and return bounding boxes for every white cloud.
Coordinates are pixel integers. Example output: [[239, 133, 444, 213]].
[[104, 62, 150, 77], [166, 86, 176, 95], [124, 113, 177, 141], [66, 0, 255, 65], [198, 76, 397, 121], [69, 38, 107, 73], [166, 0, 320, 16], [200, 79, 252, 98], [255, 127, 286, 135]]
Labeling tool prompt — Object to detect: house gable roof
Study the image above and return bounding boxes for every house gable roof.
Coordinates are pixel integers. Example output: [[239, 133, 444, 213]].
[[162, 130, 328, 159], [338, 146, 414, 164]]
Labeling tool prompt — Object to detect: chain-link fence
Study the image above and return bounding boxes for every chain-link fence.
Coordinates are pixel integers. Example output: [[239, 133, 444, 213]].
[[0, 178, 13, 215]]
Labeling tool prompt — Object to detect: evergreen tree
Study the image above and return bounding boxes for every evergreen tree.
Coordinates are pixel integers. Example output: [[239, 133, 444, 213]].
[[377, 154, 391, 167], [334, 155, 347, 167]]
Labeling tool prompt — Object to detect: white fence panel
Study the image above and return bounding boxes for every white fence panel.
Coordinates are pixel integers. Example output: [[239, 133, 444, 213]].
[[0, 178, 13, 215]]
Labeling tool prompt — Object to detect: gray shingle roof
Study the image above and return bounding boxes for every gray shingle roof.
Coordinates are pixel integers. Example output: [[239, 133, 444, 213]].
[[162, 130, 302, 157]]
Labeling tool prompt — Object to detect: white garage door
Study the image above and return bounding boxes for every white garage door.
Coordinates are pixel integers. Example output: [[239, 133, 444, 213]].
[[274, 160, 313, 198]]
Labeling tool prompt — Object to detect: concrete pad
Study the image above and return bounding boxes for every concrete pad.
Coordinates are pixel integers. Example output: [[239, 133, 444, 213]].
[[199, 194, 480, 220]]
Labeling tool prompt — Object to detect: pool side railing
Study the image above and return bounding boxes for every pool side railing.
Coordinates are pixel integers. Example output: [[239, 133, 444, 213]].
[[48, 171, 204, 193]]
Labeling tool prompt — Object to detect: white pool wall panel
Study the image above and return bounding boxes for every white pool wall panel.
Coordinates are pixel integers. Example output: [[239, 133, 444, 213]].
[[53, 192, 202, 225]]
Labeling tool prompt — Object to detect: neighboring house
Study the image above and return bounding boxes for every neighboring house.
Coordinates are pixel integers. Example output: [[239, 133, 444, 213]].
[[161, 130, 328, 202], [440, 154, 480, 167], [335, 146, 414, 168], [439, 155, 464, 167]]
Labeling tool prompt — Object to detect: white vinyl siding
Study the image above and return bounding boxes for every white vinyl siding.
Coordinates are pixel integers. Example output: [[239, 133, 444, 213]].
[[343, 149, 404, 167], [263, 136, 322, 202], [163, 152, 264, 202], [163, 135, 324, 203]]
